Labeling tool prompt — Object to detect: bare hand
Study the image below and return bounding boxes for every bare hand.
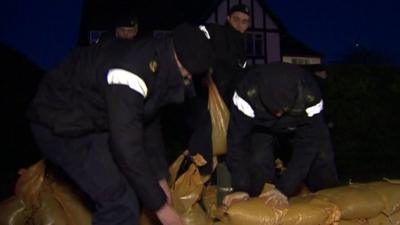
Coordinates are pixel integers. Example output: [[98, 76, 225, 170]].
[[159, 179, 172, 204], [222, 192, 249, 207], [156, 203, 183, 225], [259, 189, 289, 209]]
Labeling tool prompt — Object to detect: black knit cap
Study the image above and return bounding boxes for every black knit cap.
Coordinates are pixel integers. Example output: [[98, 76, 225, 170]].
[[172, 24, 215, 75], [114, 12, 138, 28], [228, 4, 250, 16]]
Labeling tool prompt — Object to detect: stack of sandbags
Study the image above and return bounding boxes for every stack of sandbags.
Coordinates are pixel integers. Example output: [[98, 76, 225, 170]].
[[316, 180, 400, 225], [282, 195, 341, 225], [365, 180, 400, 225], [216, 193, 340, 225]]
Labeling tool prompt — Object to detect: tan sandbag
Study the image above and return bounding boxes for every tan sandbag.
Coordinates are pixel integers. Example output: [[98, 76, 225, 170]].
[[0, 196, 31, 225], [282, 195, 341, 225], [33, 184, 68, 225], [172, 164, 204, 213], [15, 160, 46, 209], [202, 185, 218, 219], [364, 181, 400, 215], [170, 155, 213, 225], [389, 210, 400, 225], [317, 184, 385, 220], [181, 204, 213, 225], [49, 177, 92, 225], [208, 74, 230, 156], [169, 151, 189, 188], [368, 213, 391, 225], [338, 219, 369, 225], [213, 222, 227, 225], [225, 197, 287, 225]]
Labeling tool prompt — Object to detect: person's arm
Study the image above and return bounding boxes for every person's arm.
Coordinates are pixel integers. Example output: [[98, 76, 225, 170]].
[[106, 71, 166, 211], [226, 92, 255, 193], [144, 115, 171, 203], [276, 113, 331, 196]]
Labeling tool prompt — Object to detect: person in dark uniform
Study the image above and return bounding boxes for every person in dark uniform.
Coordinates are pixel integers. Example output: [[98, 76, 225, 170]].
[[186, 4, 250, 174], [207, 3, 250, 105], [98, 10, 139, 43], [27, 24, 215, 225], [223, 63, 338, 206]]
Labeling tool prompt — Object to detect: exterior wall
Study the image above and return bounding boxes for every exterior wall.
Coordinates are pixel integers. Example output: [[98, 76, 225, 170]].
[[266, 32, 281, 63], [217, 1, 228, 24], [282, 56, 322, 65]]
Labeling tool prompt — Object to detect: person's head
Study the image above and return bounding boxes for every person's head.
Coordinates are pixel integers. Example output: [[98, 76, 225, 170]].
[[114, 14, 138, 40], [227, 4, 250, 33], [172, 24, 215, 81]]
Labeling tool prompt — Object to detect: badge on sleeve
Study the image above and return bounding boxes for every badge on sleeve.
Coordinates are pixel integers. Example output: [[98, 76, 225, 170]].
[[149, 59, 158, 73]]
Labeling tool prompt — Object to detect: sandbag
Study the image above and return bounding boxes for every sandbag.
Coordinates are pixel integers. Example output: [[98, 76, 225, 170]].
[[170, 153, 213, 225], [202, 185, 218, 219], [368, 213, 391, 225], [0, 196, 30, 225], [364, 181, 400, 215], [390, 210, 400, 225], [15, 160, 46, 209], [172, 164, 204, 213], [181, 204, 213, 225], [208, 75, 230, 156], [225, 197, 287, 225], [317, 184, 385, 219], [50, 177, 92, 225], [338, 219, 369, 225], [33, 183, 68, 225], [282, 195, 341, 225]]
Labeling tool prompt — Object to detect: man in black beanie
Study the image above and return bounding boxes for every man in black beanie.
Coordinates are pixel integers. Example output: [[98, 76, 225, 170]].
[[27, 23, 214, 225], [223, 63, 338, 207], [98, 10, 140, 43], [184, 4, 250, 176]]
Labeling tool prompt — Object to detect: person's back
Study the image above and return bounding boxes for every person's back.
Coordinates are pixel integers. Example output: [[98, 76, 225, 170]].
[[226, 63, 338, 199]]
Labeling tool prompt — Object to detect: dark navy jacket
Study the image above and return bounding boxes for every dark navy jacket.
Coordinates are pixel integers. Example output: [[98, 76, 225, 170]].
[[226, 63, 334, 196], [28, 37, 184, 210]]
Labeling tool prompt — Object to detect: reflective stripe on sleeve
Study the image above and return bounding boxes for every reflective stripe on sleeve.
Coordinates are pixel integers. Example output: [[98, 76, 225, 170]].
[[107, 68, 148, 97], [233, 91, 255, 118], [306, 100, 323, 117]]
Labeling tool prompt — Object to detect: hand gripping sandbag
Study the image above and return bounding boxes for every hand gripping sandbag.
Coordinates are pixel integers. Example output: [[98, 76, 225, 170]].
[[207, 75, 230, 156]]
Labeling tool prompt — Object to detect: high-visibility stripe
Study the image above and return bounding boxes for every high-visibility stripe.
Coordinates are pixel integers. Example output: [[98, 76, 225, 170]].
[[107, 68, 148, 97], [198, 25, 211, 39], [233, 91, 255, 118], [306, 100, 323, 117]]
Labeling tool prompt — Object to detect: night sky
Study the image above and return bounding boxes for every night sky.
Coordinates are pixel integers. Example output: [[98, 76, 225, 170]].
[[1, 0, 400, 69]]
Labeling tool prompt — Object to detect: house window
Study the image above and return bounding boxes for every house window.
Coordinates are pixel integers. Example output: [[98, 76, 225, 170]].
[[245, 33, 254, 56], [244, 32, 264, 57], [254, 33, 264, 56]]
